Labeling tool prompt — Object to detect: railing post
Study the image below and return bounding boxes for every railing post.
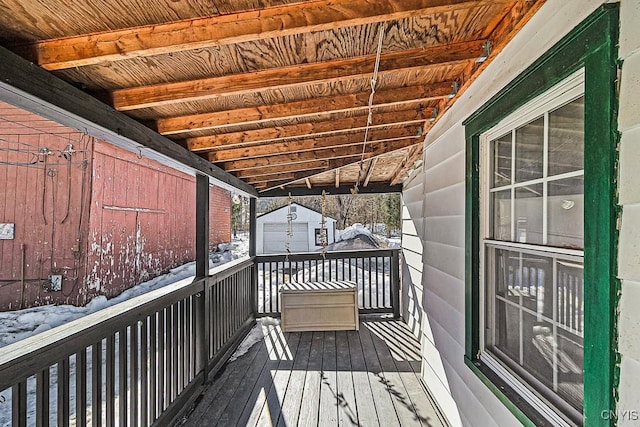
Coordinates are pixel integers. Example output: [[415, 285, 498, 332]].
[[249, 198, 258, 316], [391, 249, 400, 319], [194, 174, 210, 381]]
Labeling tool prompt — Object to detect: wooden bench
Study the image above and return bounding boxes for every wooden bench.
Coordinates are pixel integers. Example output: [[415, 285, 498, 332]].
[[279, 281, 359, 332]]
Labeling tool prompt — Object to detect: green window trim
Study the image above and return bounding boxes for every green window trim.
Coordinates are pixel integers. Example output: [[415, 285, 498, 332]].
[[463, 4, 619, 426]]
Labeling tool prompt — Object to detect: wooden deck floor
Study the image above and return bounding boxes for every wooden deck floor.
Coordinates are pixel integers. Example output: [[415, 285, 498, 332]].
[[184, 318, 446, 427]]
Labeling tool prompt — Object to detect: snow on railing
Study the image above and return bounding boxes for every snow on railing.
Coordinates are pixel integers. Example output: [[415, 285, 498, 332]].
[[0, 256, 254, 427]]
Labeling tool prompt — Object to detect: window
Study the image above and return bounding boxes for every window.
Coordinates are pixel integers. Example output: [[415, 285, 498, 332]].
[[315, 228, 327, 246], [481, 74, 585, 425], [464, 7, 619, 425]]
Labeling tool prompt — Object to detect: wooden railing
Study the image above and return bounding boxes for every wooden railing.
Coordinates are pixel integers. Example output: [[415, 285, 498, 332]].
[[255, 248, 400, 317], [0, 256, 254, 427]]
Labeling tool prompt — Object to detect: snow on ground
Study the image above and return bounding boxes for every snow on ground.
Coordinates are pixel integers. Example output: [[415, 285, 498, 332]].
[[228, 316, 279, 362]]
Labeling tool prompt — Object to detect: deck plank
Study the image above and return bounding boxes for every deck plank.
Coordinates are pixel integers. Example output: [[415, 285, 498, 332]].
[[365, 321, 431, 426], [357, 323, 401, 427], [335, 331, 359, 426], [346, 329, 380, 427], [184, 328, 265, 425], [318, 332, 339, 425], [276, 332, 313, 427], [297, 331, 324, 426], [385, 321, 446, 427], [186, 319, 443, 427], [254, 331, 302, 426], [208, 324, 279, 426]]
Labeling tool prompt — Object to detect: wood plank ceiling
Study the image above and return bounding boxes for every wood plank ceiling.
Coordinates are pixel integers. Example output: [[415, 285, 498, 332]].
[[0, 0, 544, 193]]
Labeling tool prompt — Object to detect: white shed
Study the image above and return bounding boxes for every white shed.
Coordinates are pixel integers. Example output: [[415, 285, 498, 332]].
[[256, 203, 337, 254]]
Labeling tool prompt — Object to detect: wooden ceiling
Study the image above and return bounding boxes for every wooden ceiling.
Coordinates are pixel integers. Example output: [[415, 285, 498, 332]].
[[0, 0, 544, 193]]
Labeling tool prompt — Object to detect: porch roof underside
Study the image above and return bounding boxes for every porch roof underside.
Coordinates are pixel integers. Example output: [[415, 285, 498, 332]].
[[0, 0, 544, 196]]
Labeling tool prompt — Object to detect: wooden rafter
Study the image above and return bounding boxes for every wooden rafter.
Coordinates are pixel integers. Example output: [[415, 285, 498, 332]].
[[233, 161, 329, 179], [187, 109, 429, 151], [206, 129, 420, 162], [363, 158, 378, 187], [17, 0, 507, 71], [157, 82, 451, 135], [387, 0, 545, 182], [112, 40, 485, 110], [222, 138, 420, 172], [391, 145, 423, 185], [256, 145, 416, 191]]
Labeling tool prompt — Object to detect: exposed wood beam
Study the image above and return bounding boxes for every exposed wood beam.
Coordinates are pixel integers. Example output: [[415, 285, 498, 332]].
[[206, 128, 419, 162], [157, 82, 451, 135], [112, 40, 485, 110], [234, 161, 329, 178], [193, 122, 425, 153], [0, 45, 257, 197], [19, 0, 505, 71], [305, 178, 312, 189], [188, 109, 429, 151], [363, 158, 378, 187], [246, 173, 298, 185], [387, 1, 544, 184], [335, 168, 340, 188], [258, 146, 411, 192], [261, 183, 403, 196], [221, 138, 420, 172], [391, 145, 423, 185]]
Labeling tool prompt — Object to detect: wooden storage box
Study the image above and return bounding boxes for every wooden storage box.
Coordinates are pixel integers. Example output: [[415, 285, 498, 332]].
[[279, 281, 359, 332]]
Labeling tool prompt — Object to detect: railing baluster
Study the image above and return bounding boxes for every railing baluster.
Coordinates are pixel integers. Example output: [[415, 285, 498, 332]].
[[36, 369, 49, 427], [76, 349, 87, 427], [140, 318, 148, 426], [92, 341, 102, 427], [130, 322, 139, 427], [118, 328, 127, 426], [149, 314, 157, 423], [177, 300, 184, 392], [184, 298, 192, 384], [157, 310, 165, 413], [172, 303, 179, 400], [12, 380, 27, 427], [58, 358, 70, 427], [106, 334, 115, 427]]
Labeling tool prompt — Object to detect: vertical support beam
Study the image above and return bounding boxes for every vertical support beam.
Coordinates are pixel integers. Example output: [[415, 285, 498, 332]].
[[249, 198, 258, 316], [391, 249, 400, 319], [194, 174, 210, 381], [249, 198, 257, 257], [196, 174, 210, 278]]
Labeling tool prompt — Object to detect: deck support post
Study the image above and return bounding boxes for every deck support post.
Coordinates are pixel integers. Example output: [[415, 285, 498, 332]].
[[194, 174, 210, 379], [391, 249, 400, 319]]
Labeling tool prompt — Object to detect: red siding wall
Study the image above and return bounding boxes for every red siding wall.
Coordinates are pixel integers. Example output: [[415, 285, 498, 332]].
[[0, 102, 231, 310], [0, 103, 91, 309], [210, 186, 231, 248]]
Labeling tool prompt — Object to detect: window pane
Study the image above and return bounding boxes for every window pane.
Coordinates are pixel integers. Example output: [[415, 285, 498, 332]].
[[515, 184, 543, 244], [515, 117, 544, 183], [520, 253, 553, 319], [522, 314, 554, 387], [495, 299, 520, 361], [494, 249, 518, 299], [556, 259, 584, 411], [492, 190, 511, 240], [492, 133, 512, 187], [549, 97, 584, 176], [548, 177, 584, 249]]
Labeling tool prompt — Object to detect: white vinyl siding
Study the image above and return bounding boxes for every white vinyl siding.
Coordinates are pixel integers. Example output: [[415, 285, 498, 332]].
[[399, 1, 607, 426]]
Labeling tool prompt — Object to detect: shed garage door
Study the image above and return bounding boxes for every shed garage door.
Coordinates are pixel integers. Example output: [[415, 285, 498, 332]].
[[263, 223, 309, 253]]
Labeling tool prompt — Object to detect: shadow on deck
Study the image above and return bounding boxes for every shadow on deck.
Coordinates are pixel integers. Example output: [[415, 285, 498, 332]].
[[183, 318, 446, 427]]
